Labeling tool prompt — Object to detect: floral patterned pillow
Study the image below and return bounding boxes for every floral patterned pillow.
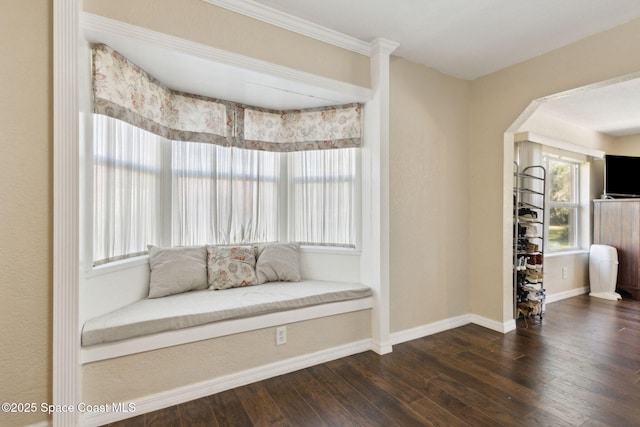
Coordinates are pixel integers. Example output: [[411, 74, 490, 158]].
[[207, 246, 258, 290]]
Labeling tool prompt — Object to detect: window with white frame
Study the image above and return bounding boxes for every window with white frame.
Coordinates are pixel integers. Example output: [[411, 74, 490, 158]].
[[93, 116, 165, 265], [90, 44, 361, 266], [544, 155, 580, 251], [171, 140, 281, 247], [92, 115, 357, 265], [289, 148, 357, 248]]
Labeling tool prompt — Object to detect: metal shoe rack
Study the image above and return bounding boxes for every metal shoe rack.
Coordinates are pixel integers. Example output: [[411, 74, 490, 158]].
[[513, 163, 546, 320]]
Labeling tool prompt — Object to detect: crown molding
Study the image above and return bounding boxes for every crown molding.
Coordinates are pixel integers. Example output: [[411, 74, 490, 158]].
[[201, 0, 374, 56], [371, 38, 400, 56]]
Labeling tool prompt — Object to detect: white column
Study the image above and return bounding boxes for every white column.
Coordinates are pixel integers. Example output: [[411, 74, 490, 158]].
[[363, 38, 398, 354], [53, 0, 81, 425]]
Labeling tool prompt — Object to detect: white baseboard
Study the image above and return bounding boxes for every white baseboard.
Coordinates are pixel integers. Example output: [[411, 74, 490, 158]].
[[370, 340, 393, 355], [546, 286, 589, 304], [26, 421, 51, 427], [471, 314, 517, 333], [82, 338, 371, 426], [389, 312, 519, 346], [389, 314, 471, 345]]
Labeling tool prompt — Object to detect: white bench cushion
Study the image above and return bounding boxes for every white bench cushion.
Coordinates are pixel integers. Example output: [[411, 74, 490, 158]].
[[82, 280, 372, 346]]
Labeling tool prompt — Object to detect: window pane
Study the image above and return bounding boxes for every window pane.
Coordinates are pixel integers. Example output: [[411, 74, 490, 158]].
[[93, 116, 163, 264], [172, 142, 279, 246], [548, 206, 575, 250], [289, 148, 356, 247], [549, 160, 574, 203]]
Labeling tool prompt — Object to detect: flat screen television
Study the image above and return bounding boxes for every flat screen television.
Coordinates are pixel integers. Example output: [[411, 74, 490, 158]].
[[605, 154, 640, 198]]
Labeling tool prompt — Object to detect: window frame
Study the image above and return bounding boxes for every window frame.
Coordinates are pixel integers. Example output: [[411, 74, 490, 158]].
[[89, 115, 361, 268], [287, 148, 359, 248], [543, 154, 581, 252]]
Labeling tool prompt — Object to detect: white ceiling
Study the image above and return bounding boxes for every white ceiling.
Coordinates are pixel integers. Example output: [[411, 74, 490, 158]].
[[244, 0, 640, 137], [251, 0, 640, 80], [539, 77, 640, 137]]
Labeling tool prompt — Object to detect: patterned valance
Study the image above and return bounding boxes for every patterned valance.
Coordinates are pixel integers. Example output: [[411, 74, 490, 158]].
[[92, 44, 361, 151]]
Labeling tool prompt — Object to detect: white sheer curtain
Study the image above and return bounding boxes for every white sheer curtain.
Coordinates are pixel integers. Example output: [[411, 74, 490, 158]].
[[93, 115, 164, 265], [172, 142, 279, 246], [289, 148, 356, 247], [92, 45, 363, 263]]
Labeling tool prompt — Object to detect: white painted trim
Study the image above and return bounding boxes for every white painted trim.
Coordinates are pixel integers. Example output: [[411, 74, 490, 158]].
[[200, 0, 372, 56], [546, 286, 589, 303], [82, 339, 372, 426], [81, 12, 372, 103], [81, 298, 373, 363], [544, 249, 589, 258], [26, 422, 52, 427], [363, 39, 397, 356], [471, 314, 517, 333], [53, 1, 81, 427], [390, 312, 517, 347], [85, 255, 149, 278], [514, 131, 605, 159], [371, 38, 401, 56], [390, 315, 471, 345]]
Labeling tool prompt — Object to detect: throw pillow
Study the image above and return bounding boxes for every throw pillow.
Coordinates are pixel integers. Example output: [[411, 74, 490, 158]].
[[255, 242, 301, 284], [207, 246, 258, 290], [147, 245, 208, 298]]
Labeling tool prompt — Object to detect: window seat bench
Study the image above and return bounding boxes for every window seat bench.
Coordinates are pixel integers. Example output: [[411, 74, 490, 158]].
[[81, 280, 373, 363]]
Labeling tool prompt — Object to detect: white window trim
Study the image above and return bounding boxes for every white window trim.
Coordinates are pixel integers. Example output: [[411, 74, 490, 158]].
[[544, 154, 581, 252], [89, 124, 361, 269]]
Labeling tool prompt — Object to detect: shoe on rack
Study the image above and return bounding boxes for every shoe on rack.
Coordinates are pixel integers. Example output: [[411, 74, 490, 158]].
[[516, 256, 527, 271], [517, 240, 527, 252], [525, 269, 539, 283], [524, 224, 538, 238], [526, 254, 536, 269], [527, 290, 543, 301], [518, 207, 538, 222]]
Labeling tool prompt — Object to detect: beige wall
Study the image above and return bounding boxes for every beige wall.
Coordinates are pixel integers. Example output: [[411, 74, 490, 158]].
[[0, 1, 52, 427], [469, 17, 640, 322], [610, 134, 640, 155], [83, 0, 370, 88], [520, 110, 615, 153], [83, 311, 370, 403], [389, 57, 471, 332]]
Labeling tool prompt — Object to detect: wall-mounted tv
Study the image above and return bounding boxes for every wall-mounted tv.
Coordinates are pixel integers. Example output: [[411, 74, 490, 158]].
[[605, 154, 640, 198]]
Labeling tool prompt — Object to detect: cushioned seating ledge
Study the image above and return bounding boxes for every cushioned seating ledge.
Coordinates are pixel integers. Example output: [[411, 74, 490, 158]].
[[82, 280, 372, 347]]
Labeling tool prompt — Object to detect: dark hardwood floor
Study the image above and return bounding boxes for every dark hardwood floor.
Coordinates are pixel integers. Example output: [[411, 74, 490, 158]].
[[105, 294, 640, 427]]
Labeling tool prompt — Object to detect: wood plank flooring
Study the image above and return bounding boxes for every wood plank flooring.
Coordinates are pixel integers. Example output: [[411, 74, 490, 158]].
[[104, 294, 640, 427]]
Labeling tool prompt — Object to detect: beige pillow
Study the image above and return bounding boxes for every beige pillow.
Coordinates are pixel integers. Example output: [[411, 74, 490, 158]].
[[207, 246, 258, 290], [147, 245, 208, 298], [255, 242, 301, 284]]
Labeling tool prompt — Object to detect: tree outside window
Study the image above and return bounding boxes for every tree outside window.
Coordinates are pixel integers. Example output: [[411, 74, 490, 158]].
[[546, 156, 579, 251]]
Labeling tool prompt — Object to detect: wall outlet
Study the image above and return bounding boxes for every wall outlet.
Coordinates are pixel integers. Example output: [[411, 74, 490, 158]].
[[276, 326, 287, 345], [562, 266, 568, 279]]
